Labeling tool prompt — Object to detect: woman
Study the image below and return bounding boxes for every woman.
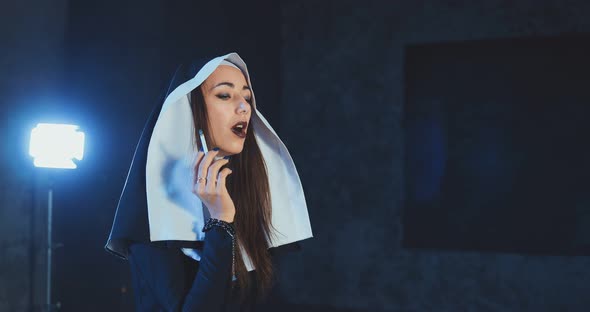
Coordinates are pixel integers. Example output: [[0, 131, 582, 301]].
[[105, 53, 313, 311]]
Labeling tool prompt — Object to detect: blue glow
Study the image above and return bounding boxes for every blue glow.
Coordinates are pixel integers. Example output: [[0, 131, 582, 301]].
[[29, 123, 85, 169]]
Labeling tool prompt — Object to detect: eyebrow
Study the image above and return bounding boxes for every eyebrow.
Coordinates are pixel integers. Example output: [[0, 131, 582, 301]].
[[210, 82, 251, 91]]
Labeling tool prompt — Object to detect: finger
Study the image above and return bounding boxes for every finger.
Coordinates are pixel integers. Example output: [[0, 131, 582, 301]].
[[196, 149, 219, 193], [206, 158, 229, 193], [191, 152, 205, 194], [192, 151, 205, 185], [216, 168, 233, 194]]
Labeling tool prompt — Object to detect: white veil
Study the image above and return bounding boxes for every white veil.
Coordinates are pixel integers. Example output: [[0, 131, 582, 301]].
[[145, 53, 313, 271]]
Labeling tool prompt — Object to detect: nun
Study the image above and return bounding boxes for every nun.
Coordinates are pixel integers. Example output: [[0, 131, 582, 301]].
[[105, 53, 313, 311]]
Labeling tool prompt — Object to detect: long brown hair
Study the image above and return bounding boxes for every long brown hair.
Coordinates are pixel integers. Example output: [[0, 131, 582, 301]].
[[190, 84, 275, 301]]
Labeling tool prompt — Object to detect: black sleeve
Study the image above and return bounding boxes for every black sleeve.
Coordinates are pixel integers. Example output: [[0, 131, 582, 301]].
[[128, 226, 234, 312]]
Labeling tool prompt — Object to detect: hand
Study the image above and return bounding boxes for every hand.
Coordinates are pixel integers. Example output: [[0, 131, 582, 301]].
[[192, 150, 235, 223]]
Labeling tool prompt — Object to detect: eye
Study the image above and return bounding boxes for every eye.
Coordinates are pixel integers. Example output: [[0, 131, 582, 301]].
[[245, 96, 252, 104], [216, 93, 230, 100]]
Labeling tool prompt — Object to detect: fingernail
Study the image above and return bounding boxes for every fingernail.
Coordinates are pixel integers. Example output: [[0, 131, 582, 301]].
[[213, 147, 220, 151], [223, 156, 231, 160]]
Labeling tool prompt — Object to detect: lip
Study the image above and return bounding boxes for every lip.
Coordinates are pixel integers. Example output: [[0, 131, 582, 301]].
[[231, 120, 248, 139]]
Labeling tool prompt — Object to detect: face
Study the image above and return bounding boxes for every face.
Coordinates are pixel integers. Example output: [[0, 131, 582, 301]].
[[201, 65, 253, 156]]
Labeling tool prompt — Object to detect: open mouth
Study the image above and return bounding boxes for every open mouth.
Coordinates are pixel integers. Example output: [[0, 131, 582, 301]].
[[231, 121, 248, 139]]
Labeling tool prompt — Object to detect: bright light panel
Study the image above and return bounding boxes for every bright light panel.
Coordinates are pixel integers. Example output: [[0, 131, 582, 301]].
[[29, 123, 85, 169]]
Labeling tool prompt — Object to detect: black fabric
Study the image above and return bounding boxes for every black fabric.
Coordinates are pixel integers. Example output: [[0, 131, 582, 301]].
[[105, 60, 209, 258], [105, 100, 162, 259], [129, 226, 238, 311], [129, 225, 300, 312]]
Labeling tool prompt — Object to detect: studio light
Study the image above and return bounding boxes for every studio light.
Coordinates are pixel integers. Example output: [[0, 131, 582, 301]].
[[29, 123, 85, 169]]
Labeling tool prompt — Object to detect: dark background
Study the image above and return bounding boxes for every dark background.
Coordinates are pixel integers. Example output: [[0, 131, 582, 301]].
[[403, 36, 590, 255], [2, 1, 590, 311]]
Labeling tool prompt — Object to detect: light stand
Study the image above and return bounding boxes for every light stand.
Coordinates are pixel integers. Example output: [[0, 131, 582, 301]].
[[29, 123, 85, 312], [46, 184, 53, 311]]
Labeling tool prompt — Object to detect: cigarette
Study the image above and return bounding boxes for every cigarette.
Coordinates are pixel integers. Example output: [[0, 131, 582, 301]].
[[198, 129, 208, 153]]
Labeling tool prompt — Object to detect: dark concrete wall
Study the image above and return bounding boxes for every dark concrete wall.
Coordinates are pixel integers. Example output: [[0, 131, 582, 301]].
[[278, 1, 590, 311], [3, 1, 590, 311], [0, 1, 68, 310]]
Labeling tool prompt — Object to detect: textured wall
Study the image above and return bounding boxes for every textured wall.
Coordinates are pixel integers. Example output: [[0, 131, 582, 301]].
[[278, 1, 590, 311], [4, 1, 590, 311], [0, 180, 36, 311], [0, 1, 68, 310]]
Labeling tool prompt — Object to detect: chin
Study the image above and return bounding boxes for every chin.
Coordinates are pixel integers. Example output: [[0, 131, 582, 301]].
[[221, 142, 245, 156]]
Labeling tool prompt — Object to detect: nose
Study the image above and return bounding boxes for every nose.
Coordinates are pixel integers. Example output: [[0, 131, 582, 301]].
[[237, 100, 251, 115]]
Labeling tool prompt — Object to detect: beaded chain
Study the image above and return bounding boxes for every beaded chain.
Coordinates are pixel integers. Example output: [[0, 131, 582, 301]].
[[202, 218, 237, 283]]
